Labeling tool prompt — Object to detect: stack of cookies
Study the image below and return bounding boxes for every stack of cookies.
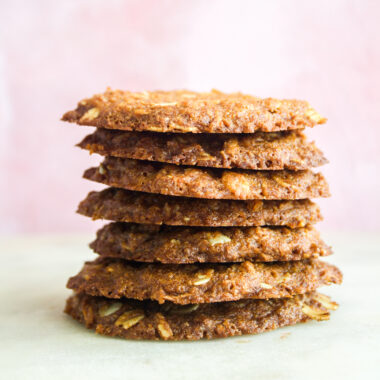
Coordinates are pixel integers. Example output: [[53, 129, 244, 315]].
[[62, 89, 342, 341]]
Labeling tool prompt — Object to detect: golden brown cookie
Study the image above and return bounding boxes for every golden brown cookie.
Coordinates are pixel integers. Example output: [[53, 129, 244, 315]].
[[78, 129, 328, 170], [78, 188, 322, 228], [91, 223, 332, 263], [84, 157, 330, 200], [65, 292, 338, 340], [67, 258, 342, 304], [62, 89, 326, 133]]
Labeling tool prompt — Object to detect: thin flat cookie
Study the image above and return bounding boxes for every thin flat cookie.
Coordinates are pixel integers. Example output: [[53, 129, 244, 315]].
[[83, 157, 330, 200], [78, 129, 328, 170], [67, 258, 342, 304], [90, 223, 332, 263], [62, 89, 326, 133], [77, 188, 322, 228], [65, 292, 338, 340]]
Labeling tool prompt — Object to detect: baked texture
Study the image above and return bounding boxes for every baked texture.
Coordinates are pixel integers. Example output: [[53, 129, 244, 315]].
[[62, 89, 326, 133], [78, 188, 322, 228], [65, 292, 338, 340], [78, 129, 328, 170], [84, 157, 330, 200], [67, 258, 342, 304], [91, 223, 332, 263]]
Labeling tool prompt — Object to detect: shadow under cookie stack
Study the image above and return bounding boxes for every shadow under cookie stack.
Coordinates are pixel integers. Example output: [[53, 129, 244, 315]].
[[62, 89, 342, 341]]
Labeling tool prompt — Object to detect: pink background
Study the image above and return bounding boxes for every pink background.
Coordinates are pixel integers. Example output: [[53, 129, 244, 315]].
[[1, 0, 379, 235]]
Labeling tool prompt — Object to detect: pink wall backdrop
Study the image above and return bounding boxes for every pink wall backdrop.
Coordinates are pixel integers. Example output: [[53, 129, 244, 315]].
[[0, 0, 379, 234]]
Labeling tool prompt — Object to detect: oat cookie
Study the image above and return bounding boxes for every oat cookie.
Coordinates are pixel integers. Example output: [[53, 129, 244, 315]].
[[78, 188, 322, 228], [62, 89, 326, 133], [65, 292, 337, 340], [91, 223, 331, 263], [67, 257, 342, 304], [84, 157, 330, 200], [78, 129, 327, 170]]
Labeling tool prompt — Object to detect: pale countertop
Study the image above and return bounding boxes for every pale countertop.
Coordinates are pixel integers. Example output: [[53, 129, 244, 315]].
[[1, 232, 379, 380]]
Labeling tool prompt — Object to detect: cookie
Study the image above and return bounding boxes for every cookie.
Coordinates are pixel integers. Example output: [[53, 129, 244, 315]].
[[65, 292, 338, 340], [67, 258, 342, 304], [78, 129, 328, 170], [84, 157, 330, 200], [91, 223, 332, 263], [78, 188, 322, 228], [62, 89, 326, 133]]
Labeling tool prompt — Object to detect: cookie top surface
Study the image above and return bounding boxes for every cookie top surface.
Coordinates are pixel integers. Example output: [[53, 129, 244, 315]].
[[65, 292, 337, 340], [91, 223, 332, 263], [62, 89, 326, 134], [78, 129, 328, 170], [67, 257, 342, 304], [84, 157, 330, 200], [78, 188, 322, 228]]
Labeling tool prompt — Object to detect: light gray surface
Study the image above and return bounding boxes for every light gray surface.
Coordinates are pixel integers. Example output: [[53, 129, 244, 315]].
[[1, 233, 379, 380]]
